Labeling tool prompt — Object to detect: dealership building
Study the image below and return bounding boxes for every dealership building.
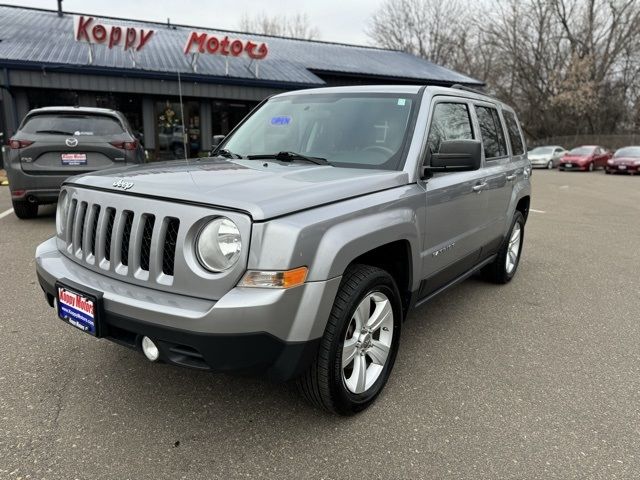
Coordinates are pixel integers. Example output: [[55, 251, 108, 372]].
[[0, 4, 482, 160]]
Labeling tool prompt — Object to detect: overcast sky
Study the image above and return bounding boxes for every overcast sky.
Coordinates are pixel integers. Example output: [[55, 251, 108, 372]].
[[3, 0, 385, 45]]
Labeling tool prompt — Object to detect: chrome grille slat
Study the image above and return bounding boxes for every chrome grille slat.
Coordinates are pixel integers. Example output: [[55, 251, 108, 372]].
[[111, 210, 126, 272], [147, 218, 164, 280], [65, 199, 77, 245], [82, 204, 98, 263], [72, 201, 87, 257]]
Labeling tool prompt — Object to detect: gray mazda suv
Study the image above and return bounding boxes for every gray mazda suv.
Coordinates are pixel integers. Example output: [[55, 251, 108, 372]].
[[6, 106, 144, 219]]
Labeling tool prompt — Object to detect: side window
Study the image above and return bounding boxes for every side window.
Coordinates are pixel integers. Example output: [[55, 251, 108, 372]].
[[426, 102, 474, 159], [476, 105, 508, 159], [502, 110, 525, 156]]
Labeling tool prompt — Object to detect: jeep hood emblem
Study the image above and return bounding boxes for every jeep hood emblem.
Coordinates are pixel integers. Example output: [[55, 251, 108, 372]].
[[112, 179, 134, 190], [65, 137, 78, 147]]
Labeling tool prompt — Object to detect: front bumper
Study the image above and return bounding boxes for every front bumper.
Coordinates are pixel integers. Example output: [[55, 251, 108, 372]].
[[36, 237, 341, 380], [530, 159, 552, 168], [606, 164, 639, 174], [559, 162, 587, 171]]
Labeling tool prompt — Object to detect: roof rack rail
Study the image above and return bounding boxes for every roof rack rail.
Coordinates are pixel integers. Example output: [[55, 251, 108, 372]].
[[451, 84, 486, 96]]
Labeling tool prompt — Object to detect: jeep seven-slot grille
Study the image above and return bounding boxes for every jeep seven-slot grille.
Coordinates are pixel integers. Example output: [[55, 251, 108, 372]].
[[65, 203, 180, 280]]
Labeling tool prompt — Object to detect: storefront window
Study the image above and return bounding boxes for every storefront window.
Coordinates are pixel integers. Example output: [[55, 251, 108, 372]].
[[212, 101, 256, 138], [155, 99, 200, 160], [96, 93, 142, 134]]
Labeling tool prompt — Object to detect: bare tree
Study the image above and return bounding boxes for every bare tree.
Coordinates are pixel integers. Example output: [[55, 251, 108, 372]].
[[239, 12, 320, 40], [367, 0, 466, 67], [367, 0, 640, 138]]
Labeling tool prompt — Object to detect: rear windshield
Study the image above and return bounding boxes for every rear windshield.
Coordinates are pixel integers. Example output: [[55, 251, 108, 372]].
[[21, 114, 124, 136]]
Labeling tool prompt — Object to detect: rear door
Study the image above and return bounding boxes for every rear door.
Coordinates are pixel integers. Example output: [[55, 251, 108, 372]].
[[472, 103, 518, 252], [17, 113, 130, 175], [419, 97, 488, 296]]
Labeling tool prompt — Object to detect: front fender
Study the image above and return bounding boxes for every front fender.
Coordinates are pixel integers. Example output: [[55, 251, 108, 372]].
[[248, 185, 424, 288]]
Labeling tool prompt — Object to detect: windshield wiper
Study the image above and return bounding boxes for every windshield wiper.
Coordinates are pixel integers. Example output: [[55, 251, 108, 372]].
[[214, 149, 243, 159], [35, 129, 74, 135], [247, 151, 328, 165]]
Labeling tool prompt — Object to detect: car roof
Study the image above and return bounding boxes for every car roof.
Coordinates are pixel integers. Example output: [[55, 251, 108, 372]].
[[270, 84, 513, 110], [26, 106, 122, 117]]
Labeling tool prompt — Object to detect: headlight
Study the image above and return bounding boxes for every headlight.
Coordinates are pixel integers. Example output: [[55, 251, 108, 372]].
[[607, 159, 614, 165], [635, 160, 640, 166], [56, 190, 70, 235], [196, 217, 242, 272]]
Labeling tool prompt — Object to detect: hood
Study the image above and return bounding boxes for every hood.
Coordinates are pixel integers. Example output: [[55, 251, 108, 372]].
[[563, 154, 591, 162], [66, 158, 410, 221]]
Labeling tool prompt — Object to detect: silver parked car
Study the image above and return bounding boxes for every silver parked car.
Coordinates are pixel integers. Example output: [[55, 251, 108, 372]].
[[35, 85, 531, 415], [528, 145, 567, 169], [5, 107, 144, 219]]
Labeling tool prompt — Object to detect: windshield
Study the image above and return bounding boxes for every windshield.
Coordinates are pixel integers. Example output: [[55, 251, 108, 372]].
[[568, 147, 595, 156], [614, 147, 640, 158], [529, 147, 553, 155], [569, 147, 595, 155], [220, 93, 418, 170], [21, 114, 125, 136]]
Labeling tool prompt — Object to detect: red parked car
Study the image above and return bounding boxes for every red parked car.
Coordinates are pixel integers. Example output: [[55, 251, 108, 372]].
[[606, 146, 640, 175], [559, 145, 612, 172]]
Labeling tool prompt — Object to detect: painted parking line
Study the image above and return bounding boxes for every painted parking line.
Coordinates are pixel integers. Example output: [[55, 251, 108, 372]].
[[530, 209, 546, 214], [0, 208, 14, 220]]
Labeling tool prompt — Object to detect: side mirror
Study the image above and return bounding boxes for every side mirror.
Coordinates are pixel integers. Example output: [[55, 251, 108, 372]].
[[211, 135, 225, 148], [210, 135, 226, 156], [423, 140, 482, 176]]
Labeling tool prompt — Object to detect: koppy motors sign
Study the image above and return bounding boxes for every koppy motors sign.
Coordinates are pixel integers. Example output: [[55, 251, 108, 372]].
[[73, 15, 269, 60]]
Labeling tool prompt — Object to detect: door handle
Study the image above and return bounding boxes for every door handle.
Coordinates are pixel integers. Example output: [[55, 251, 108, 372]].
[[472, 182, 487, 192], [506, 174, 517, 181]]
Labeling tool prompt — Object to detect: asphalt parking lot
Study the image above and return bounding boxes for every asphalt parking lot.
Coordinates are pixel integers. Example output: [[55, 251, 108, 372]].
[[0, 170, 639, 479]]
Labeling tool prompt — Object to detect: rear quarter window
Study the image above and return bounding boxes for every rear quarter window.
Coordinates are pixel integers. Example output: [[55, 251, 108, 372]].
[[21, 114, 125, 136], [502, 110, 525, 156]]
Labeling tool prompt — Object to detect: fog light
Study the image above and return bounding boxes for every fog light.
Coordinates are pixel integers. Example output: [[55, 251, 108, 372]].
[[141, 336, 160, 361]]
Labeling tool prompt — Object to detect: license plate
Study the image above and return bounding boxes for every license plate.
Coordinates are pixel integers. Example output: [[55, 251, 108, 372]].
[[619, 165, 627, 170], [55, 281, 101, 336], [61, 153, 87, 166], [564, 163, 573, 168]]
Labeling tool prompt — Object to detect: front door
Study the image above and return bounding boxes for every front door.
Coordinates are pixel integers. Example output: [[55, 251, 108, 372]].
[[419, 98, 488, 298]]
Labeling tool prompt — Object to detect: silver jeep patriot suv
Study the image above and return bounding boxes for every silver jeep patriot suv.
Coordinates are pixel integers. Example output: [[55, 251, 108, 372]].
[[35, 85, 531, 415]]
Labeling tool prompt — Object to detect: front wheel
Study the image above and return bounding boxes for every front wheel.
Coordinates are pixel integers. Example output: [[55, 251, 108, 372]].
[[297, 265, 402, 415], [547, 160, 554, 169], [588, 162, 595, 172], [482, 211, 525, 284]]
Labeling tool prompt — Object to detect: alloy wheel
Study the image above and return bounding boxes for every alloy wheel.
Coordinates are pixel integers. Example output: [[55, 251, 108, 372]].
[[505, 223, 522, 274], [342, 292, 394, 394]]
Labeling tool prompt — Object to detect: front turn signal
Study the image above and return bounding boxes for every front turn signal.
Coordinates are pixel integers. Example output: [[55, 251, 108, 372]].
[[238, 266, 308, 289]]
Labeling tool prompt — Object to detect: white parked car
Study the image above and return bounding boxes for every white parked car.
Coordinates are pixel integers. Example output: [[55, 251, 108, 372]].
[[528, 145, 567, 169]]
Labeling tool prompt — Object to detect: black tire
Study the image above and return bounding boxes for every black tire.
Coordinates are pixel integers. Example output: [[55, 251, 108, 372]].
[[547, 160, 553, 169], [605, 170, 611, 174], [296, 264, 402, 415], [482, 211, 525, 284], [588, 162, 595, 172], [12, 199, 38, 219]]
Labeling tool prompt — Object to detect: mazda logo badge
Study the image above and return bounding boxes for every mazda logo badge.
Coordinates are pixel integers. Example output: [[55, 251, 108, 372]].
[[65, 138, 78, 147]]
